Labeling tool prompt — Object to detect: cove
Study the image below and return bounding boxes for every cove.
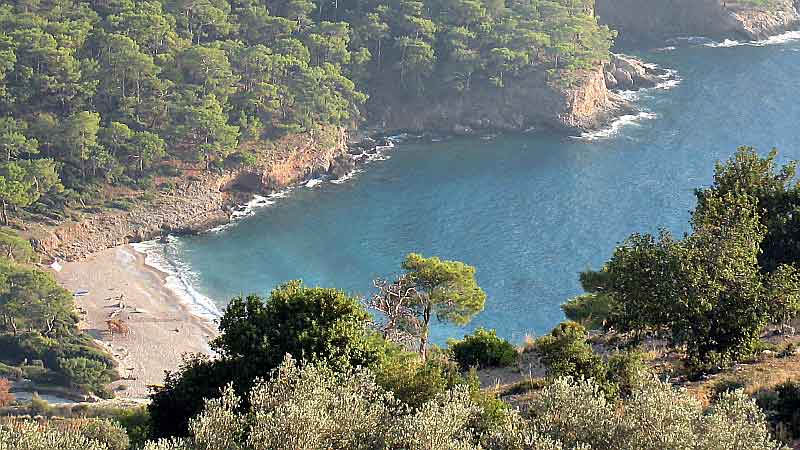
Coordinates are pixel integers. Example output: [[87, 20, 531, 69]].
[[153, 35, 800, 344]]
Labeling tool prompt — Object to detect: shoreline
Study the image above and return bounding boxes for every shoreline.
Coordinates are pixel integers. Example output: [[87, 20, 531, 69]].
[[53, 245, 218, 399]]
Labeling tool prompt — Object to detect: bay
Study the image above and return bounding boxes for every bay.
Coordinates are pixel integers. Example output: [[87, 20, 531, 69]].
[[151, 35, 800, 344]]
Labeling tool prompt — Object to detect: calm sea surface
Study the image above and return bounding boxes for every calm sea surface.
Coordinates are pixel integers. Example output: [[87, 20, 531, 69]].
[[145, 34, 800, 343]]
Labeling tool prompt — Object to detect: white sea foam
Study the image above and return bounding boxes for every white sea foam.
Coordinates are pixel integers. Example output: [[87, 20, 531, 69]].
[[705, 38, 743, 48], [578, 111, 658, 141], [653, 46, 677, 52], [305, 178, 324, 188], [655, 69, 682, 90], [331, 168, 362, 184], [131, 239, 223, 325], [703, 29, 800, 48]]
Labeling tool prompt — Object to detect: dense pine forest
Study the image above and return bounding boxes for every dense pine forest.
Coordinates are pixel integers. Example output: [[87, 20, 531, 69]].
[[0, 0, 613, 224]]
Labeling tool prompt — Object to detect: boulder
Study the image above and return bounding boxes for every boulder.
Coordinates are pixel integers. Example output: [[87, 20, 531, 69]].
[[452, 123, 474, 136], [604, 70, 618, 89], [613, 68, 634, 89]]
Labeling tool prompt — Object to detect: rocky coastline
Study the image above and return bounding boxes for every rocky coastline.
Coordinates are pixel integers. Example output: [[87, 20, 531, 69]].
[[597, 0, 800, 44], [24, 53, 671, 262], [28, 128, 353, 261]]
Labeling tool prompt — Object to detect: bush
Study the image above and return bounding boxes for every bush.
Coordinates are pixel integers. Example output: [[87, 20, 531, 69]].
[[106, 199, 134, 211], [20, 365, 58, 384], [533, 322, 607, 383], [57, 357, 112, 391], [758, 380, 800, 441], [157, 164, 181, 177], [0, 418, 128, 450], [374, 347, 461, 408], [77, 419, 130, 450], [561, 293, 615, 330], [448, 328, 517, 370], [0, 362, 23, 379], [140, 358, 783, 450], [606, 350, 648, 397], [28, 392, 52, 416]]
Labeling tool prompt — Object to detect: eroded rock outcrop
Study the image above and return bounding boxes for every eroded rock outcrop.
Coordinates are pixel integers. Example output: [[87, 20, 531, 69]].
[[603, 54, 668, 90], [375, 67, 630, 134], [596, 0, 800, 43]]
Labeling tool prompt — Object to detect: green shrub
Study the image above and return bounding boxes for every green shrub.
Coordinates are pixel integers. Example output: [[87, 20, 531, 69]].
[[0, 362, 23, 379], [0, 418, 116, 450], [533, 322, 607, 382], [561, 293, 615, 330], [758, 380, 800, 441], [606, 350, 647, 397], [225, 151, 258, 168], [78, 419, 130, 450], [157, 165, 181, 177], [111, 406, 151, 449], [713, 378, 747, 399], [106, 199, 134, 211], [448, 328, 517, 370], [20, 365, 57, 384], [57, 357, 112, 392], [375, 347, 461, 408], [28, 392, 52, 416]]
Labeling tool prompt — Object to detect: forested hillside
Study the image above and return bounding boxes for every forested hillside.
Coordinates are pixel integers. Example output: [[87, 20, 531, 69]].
[[0, 0, 613, 225]]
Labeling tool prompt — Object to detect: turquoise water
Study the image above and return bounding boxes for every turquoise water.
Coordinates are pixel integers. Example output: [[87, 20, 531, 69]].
[[154, 34, 800, 344]]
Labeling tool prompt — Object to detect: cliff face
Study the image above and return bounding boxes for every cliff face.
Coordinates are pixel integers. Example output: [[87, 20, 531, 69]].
[[596, 0, 800, 43], [31, 128, 349, 261], [375, 67, 628, 134]]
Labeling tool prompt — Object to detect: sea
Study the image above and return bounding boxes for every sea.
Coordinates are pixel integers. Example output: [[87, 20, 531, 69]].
[[134, 31, 800, 344]]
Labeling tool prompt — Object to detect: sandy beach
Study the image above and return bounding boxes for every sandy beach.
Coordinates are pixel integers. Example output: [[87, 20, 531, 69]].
[[53, 245, 218, 399]]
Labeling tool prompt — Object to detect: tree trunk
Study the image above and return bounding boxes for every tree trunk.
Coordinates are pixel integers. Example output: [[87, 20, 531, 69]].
[[0, 199, 7, 225], [419, 304, 432, 360]]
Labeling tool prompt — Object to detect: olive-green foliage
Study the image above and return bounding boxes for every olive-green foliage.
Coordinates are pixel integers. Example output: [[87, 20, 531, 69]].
[[141, 358, 784, 450], [214, 280, 381, 370], [448, 328, 517, 370], [0, 418, 127, 450], [375, 347, 461, 408], [561, 293, 614, 331], [149, 280, 385, 439]]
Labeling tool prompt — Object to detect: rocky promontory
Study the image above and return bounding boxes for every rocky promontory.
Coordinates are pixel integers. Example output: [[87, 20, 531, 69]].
[[373, 68, 628, 135], [596, 0, 800, 43]]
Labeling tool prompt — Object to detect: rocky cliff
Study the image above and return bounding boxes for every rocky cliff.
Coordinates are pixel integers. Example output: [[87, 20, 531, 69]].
[[374, 53, 671, 136], [596, 0, 800, 43], [29, 128, 350, 261], [374, 68, 630, 135]]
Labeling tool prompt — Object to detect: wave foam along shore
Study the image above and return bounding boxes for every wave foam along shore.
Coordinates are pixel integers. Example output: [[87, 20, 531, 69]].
[[702, 29, 800, 48], [131, 239, 223, 323]]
